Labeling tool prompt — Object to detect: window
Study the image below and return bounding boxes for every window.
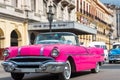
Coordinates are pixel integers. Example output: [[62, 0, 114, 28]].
[[68, 11, 71, 21], [116, 14, 119, 36], [53, 4, 56, 19], [61, 7, 64, 20], [113, 44, 120, 49], [86, 3, 88, 14], [12, 0, 18, 8], [43, 0, 47, 16], [83, 1, 85, 14], [76, 0, 79, 11], [80, 0, 82, 12], [35, 33, 77, 45], [14, 0, 23, 9], [31, 0, 36, 11]]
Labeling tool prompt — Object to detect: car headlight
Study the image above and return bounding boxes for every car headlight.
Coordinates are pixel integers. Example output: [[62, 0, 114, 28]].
[[3, 49, 9, 57], [51, 48, 59, 57]]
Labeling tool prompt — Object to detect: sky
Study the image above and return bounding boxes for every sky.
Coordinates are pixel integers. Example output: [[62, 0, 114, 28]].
[[100, 0, 120, 6]]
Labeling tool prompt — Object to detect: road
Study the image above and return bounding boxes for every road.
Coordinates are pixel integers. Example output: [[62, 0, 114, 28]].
[[0, 63, 120, 80]]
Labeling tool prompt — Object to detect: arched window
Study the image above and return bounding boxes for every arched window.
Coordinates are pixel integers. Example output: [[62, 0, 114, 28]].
[[11, 30, 18, 46], [30, 33, 36, 44]]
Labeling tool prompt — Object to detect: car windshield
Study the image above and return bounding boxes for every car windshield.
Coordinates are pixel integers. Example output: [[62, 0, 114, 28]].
[[113, 45, 120, 49], [35, 32, 77, 45], [94, 45, 107, 50]]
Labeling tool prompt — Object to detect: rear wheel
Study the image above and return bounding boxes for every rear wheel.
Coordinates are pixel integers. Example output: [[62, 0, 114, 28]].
[[113, 60, 116, 63], [11, 73, 24, 80], [109, 60, 112, 64], [91, 63, 100, 73], [58, 60, 71, 80]]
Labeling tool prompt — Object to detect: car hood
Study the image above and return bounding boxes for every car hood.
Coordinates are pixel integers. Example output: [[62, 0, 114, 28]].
[[110, 49, 120, 55], [19, 44, 54, 56], [19, 45, 42, 56]]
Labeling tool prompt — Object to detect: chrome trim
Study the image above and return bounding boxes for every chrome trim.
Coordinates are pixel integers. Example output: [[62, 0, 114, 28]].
[[51, 48, 60, 57], [40, 46, 45, 55], [2, 61, 66, 73], [8, 56, 54, 59], [3, 49, 10, 57], [18, 47, 21, 56], [8, 61, 43, 65]]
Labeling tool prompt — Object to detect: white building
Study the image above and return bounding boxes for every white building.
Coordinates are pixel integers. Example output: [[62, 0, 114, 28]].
[[0, 0, 97, 59]]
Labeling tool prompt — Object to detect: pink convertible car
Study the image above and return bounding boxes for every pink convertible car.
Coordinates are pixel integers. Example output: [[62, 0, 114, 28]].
[[2, 32, 104, 80]]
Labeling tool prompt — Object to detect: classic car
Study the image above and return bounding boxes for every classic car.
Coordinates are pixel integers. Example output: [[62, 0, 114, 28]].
[[2, 32, 104, 80], [89, 41, 108, 62], [109, 43, 120, 63]]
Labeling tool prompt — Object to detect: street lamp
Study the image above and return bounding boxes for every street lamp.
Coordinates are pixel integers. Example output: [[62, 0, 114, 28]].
[[47, 4, 54, 32], [108, 31, 112, 50]]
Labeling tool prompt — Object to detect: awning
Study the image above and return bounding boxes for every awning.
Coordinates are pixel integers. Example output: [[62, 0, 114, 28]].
[[28, 21, 97, 35]]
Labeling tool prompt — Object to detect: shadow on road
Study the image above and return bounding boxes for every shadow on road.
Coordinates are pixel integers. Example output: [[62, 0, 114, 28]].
[[0, 74, 58, 80], [0, 77, 12, 80], [23, 71, 92, 80], [0, 71, 93, 80], [71, 71, 91, 78], [101, 63, 120, 69], [23, 73, 58, 80]]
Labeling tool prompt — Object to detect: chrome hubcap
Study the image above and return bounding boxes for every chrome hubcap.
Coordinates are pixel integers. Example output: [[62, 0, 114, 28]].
[[64, 61, 71, 80], [96, 64, 100, 72]]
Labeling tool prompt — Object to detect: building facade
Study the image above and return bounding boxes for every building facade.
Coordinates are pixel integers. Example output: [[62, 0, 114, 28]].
[[116, 7, 120, 41], [0, 0, 113, 59], [28, 0, 97, 45], [107, 4, 120, 43], [0, 0, 30, 59], [76, 0, 113, 49], [101, 3, 120, 47]]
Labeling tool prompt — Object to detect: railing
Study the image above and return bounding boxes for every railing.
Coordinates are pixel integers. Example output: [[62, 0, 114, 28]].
[[78, 9, 111, 27], [77, 10, 112, 36], [77, 10, 111, 27], [61, 0, 75, 7]]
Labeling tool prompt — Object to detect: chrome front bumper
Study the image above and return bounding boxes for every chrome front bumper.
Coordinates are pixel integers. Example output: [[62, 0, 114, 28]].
[[1, 61, 66, 73], [109, 58, 120, 61]]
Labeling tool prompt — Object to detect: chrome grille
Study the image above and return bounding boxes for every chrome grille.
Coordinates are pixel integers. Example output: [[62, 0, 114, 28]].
[[9, 56, 54, 62], [9, 56, 55, 68], [111, 55, 120, 58]]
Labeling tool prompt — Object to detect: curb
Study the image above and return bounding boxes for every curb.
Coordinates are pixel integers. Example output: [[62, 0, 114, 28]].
[[0, 60, 3, 68]]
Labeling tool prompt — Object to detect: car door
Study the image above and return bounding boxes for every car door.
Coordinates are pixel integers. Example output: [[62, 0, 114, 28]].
[[86, 48, 97, 69], [72, 45, 89, 71]]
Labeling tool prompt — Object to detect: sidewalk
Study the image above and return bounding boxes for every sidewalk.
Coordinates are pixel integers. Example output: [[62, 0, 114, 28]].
[[0, 60, 3, 68]]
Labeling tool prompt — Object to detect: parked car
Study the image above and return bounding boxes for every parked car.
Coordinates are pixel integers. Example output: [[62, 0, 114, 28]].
[[2, 32, 104, 80], [109, 43, 120, 63], [89, 42, 108, 62]]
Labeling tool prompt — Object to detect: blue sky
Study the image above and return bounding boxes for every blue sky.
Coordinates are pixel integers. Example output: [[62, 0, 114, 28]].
[[100, 0, 120, 6]]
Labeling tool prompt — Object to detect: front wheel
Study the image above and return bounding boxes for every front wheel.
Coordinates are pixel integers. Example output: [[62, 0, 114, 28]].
[[91, 63, 100, 73], [58, 60, 71, 80], [11, 73, 24, 80], [109, 60, 113, 64]]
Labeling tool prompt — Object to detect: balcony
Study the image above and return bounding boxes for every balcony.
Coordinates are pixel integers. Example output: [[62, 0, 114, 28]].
[[61, 0, 69, 7], [68, 1, 75, 10], [57, 0, 61, 2], [28, 21, 97, 35], [53, 0, 61, 3], [77, 11, 111, 29], [0, 3, 25, 20]]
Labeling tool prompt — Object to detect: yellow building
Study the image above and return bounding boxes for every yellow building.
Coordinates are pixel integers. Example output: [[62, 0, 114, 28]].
[[0, 18, 28, 59], [76, 0, 113, 49], [0, 0, 30, 59]]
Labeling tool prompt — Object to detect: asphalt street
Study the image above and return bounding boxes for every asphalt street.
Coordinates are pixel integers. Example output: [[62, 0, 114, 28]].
[[0, 61, 120, 80]]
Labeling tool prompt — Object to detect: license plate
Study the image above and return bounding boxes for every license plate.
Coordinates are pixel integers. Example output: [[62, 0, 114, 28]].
[[21, 69, 35, 72]]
